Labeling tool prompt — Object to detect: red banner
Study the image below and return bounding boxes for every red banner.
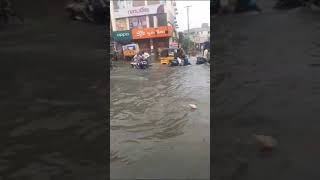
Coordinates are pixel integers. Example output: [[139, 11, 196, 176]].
[[132, 26, 173, 40]]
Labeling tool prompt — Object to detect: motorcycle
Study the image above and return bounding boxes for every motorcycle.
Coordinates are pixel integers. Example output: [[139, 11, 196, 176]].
[[130, 56, 150, 69]]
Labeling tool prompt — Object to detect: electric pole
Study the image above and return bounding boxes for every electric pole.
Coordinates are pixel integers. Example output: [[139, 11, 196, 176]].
[[185, 5, 191, 56]]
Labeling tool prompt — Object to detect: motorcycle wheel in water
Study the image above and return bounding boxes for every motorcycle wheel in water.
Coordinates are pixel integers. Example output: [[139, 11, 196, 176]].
[[139, 60, 149, 69], [131, 60, 149, 69]]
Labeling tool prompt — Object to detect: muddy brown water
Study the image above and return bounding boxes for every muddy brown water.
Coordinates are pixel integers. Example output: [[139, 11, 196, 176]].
[[110, 58, 210, 179], [213, 7, 320, 180]]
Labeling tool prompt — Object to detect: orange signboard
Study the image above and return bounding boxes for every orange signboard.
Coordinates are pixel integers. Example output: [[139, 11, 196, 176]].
[[132, 26, 173, 40]]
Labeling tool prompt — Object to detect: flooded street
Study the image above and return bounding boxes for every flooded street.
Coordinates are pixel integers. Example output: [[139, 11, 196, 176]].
[[0, 17, 108, 179], [110, 58, 210, 179], [213, 5, 320, 180]]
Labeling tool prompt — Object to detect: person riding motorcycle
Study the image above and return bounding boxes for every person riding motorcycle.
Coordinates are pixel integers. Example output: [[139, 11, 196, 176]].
[[131, 51, 148, 69], [131, 52, 141, 68], [142, 51, 150, 61], [138, 51, 149, 69]]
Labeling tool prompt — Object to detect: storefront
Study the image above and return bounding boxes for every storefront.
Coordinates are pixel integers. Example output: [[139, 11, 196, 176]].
[[135, 39, 151, 53], [112, 30, 133, 54], [110, 1, 178, 59], [154, 38, 169, 51], [131, 26, 173, 56]]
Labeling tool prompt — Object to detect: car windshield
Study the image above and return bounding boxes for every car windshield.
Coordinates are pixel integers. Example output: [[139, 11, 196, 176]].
[[127, 46, 136, 50]]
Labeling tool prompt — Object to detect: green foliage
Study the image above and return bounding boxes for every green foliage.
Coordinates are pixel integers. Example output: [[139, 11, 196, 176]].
[[182, 37, 195, 53], [178, 32, 184, 43]]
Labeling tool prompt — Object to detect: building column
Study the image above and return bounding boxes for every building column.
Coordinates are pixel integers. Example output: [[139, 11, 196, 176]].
[[110, 1, 116, 32], [150, 39, 154, 56], [126, 18, 129, 31], [146, 16, 150, 28], [153, 16, 158, 28]]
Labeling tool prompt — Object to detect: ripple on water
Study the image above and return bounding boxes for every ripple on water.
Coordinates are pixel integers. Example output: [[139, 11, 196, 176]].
[[110, 61, 210, 163]]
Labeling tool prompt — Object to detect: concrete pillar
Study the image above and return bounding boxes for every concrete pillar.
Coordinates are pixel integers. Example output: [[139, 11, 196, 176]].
[[150, 39, 154, 55], [153, 16, 158, 27], [126, 18, 129, 30], [110, 1, 116, 32], [146, 16, 150, 28]]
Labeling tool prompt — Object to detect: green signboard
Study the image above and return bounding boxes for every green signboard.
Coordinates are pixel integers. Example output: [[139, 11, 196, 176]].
[[112, 30, 132, 42]]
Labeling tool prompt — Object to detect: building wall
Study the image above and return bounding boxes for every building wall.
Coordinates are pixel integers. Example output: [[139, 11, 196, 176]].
[[184, 27, 210, 44], [111, 0, 174, 31], [110, 0, 178, 54]]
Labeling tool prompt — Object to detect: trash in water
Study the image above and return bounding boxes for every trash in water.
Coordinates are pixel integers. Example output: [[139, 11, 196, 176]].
[[253, 134, 277, 152], [189, 104, 197, 109]]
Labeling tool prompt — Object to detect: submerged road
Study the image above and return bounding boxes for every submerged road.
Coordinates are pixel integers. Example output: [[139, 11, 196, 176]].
[[213, 6, 320, 180], [110, 59, 210, 179]]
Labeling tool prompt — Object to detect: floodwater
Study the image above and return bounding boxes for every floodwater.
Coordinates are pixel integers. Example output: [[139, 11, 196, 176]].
[[110, 58, 210, 179]]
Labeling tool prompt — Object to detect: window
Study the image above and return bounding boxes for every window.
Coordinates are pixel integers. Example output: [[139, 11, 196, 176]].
[[157, 13, 167, 26], [129, 16, 147, 29], [149, 15, 154, 27], [126, 0, 133, 8], [113, 0, 133, 9], [133, 0, 145, 7], [160, 0, 166, 5], [113, 0, 125, 9], [147, 0, 160, 5], [113, 0, 118, 9], [116, 18, 128, 31]]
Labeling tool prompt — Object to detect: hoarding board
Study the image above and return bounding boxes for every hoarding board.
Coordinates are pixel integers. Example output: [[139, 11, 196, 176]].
[[132, 26, 173, 40], [114, 4, 165, 18], [112, 30, 132, 42]]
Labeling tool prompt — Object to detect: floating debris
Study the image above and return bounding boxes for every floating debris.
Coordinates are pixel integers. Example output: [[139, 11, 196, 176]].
[[189, 104, 197, 109], [253, 134, 277, 152]]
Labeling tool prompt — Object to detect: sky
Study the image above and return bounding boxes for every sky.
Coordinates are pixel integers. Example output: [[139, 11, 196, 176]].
[[175, 0, 210, 32]]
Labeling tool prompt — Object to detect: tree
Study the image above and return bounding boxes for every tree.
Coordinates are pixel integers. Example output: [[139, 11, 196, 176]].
[[178, 32, 184, 44], [182, 37, 194, 54]]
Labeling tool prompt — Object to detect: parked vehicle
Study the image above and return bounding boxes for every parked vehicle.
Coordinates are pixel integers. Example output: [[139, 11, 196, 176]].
[[122, 43, 139, 61], [159, 48, 178, 65]]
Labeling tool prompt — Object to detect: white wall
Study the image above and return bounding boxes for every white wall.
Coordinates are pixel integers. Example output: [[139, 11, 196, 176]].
[[110, 1, 116, 32], [111, 0, 176, 32]]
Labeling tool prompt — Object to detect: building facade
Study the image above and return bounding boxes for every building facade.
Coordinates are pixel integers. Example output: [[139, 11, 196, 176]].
[[110, 0, 179, 56], [183, 23, 210, 51]]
